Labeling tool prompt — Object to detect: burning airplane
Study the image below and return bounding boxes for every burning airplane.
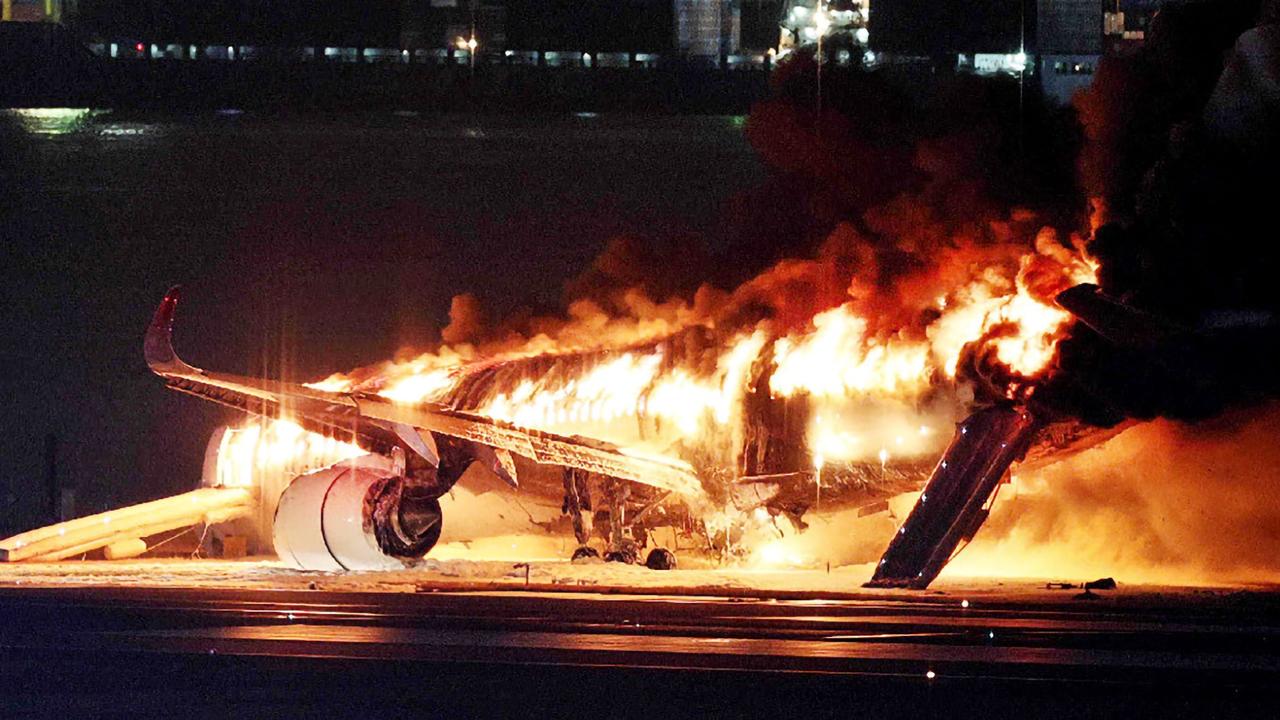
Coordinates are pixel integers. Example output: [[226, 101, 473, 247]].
[[0, 228, 1102, 588], [0, 205, 1263, 587], [4, 0, 1275, 590]]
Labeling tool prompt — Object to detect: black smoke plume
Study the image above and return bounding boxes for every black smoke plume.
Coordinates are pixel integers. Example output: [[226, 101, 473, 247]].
[[1038, 0, 1280, 427]]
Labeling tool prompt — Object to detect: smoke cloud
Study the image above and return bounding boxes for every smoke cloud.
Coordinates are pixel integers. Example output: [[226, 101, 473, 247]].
[[1043, 0, 1280, 426], [401, 59, 1089, 367], [950, 402, 1280, 585]]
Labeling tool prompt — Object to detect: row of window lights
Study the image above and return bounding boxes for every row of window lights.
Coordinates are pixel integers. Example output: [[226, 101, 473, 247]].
[[89, 43, 771, 69]]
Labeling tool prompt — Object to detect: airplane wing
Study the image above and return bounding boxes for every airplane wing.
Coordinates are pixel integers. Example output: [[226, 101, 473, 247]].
[[145, 287, 702, 497]]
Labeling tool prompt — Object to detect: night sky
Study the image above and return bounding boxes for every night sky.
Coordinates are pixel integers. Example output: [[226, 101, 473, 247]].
[[0, 111, 763, 532]]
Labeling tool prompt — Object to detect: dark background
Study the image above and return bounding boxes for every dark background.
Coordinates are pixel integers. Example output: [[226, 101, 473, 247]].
[[869, 0, 1033, 56]]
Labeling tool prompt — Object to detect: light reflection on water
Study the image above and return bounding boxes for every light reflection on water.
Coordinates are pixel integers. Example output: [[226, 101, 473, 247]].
[[4, 107, 170, 142], [5, 107, 100, 135], [3, 108, 752, 145], [96, 125, 164, 138]]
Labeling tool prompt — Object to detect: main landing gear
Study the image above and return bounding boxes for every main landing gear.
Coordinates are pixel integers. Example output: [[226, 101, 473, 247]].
[[561, 468, 676, 570]]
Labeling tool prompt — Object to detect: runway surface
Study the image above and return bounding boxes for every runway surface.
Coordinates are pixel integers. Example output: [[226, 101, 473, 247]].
[[2, 583, 1279, 717]]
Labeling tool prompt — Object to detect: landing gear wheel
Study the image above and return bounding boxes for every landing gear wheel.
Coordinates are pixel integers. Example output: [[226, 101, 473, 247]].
[[571, 546, 601, 563], [604, 540, 640, 564], [644, 548, 677, 570]]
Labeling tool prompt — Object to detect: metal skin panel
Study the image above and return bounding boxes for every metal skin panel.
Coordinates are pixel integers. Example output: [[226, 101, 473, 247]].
[[320, 458, 407, 571], [272, 465, 346, 572], [867, 405, 1041, 589]]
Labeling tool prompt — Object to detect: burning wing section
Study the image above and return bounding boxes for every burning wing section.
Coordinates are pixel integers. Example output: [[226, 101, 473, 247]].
[[145, 286, 701, 498], [142, 286, 706, 569], [1, 285, 1106, 585]]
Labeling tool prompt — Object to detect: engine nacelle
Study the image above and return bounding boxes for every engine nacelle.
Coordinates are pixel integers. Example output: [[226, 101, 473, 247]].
[[272, 454, 442, 571]]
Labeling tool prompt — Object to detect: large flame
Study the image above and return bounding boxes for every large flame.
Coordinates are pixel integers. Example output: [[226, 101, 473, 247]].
[[209, 419, 366, 545], [295, 238, 1093, 470], [211, 419, 365, 491], [223, 229, 1094, 566]]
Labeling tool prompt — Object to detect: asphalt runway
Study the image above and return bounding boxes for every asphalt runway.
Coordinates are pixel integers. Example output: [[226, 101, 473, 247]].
[[1, 584, 1279, 717]]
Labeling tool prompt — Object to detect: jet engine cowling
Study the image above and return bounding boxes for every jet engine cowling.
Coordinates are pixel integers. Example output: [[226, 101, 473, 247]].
[[272, 454, 442, 571]]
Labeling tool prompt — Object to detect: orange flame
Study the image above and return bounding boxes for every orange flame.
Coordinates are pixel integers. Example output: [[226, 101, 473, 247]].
[[212, 230, 1098, 568], [211, 419, 364, 490], [292, 239, 1092, 471]]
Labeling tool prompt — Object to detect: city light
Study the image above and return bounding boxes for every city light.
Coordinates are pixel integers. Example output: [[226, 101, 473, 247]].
[[778, 0, 870, 61], [5, 108, 97, 135]]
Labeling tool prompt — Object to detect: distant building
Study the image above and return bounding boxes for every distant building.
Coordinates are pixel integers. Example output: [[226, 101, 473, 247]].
[[72, 0, 403, 49], [866, 0, 1157, 105], [3, 0, 66, 23], [62, 0, 763, 65], [740, 0, 786, 52], [674, 0, 740, 61], [487, 0, 673, 55], [777, 0, 869, 59], [403, 0, 507, 53], [1103, 0, 1160, 50], [1038, 0, 1103, 104], [1036, 0, 1158, 104]]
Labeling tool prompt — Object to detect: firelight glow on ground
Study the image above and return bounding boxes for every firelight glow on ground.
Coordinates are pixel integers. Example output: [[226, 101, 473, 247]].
[[1, 557, 1276, 608]]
